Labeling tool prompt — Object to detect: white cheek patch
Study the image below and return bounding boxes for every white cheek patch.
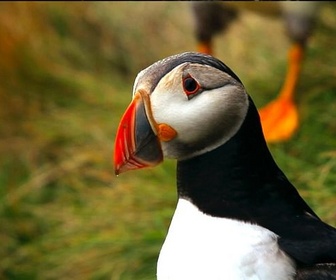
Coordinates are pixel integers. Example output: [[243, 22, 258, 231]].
[[151, 84, 248, 146], [148, 62, 249, 159]]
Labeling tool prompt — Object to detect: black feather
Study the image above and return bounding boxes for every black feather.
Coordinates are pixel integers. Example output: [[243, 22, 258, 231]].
[[177, 96, 336, 267], [136, 52, 242, 94]]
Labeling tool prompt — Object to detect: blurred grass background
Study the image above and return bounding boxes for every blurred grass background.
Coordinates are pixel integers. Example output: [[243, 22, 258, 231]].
[[0, 2, 335, 279]]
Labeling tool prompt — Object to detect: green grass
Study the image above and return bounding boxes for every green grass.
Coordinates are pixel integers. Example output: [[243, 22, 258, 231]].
[[0, 2, 335, 279]]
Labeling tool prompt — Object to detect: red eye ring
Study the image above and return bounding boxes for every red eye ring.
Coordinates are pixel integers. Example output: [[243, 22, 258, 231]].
[[183, 75, 200, 97]]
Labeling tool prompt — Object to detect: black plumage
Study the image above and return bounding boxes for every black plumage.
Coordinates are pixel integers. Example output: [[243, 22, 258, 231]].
[[177, 96, 336, 268], [115, 52, 336, 279]]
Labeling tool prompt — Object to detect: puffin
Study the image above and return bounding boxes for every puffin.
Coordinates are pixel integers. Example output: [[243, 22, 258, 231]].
[[190, 2, 322, 143], [114, 52, 336, 280]]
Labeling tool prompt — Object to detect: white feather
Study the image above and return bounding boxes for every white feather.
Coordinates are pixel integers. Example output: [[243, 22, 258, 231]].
[[149, 63, 249, 160], [157, 199, 296, 280]]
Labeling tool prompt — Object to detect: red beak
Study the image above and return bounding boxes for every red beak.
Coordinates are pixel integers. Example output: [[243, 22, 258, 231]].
[[114, 90, 163, 175]]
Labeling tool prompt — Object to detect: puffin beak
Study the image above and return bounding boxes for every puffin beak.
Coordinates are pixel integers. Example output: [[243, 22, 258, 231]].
[[114, 90, 163, 175]]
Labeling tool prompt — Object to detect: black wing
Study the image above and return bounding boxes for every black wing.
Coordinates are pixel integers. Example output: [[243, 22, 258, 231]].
[[295, 263, 336, 280]]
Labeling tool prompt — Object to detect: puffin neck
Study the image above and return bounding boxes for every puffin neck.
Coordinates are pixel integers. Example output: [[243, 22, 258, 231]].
[[176, 97, 283, 221]]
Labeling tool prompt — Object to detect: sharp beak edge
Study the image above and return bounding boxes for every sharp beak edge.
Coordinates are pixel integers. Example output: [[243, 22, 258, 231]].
[[114, 90, 163, 175]]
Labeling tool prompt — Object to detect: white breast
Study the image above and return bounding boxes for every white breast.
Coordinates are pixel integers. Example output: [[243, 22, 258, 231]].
[[157, 199, 295, 280]]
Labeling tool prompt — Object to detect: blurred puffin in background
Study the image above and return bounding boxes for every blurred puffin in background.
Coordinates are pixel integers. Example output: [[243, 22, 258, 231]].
[[114, 52, 336, 279], [190, 2, 322, 143]]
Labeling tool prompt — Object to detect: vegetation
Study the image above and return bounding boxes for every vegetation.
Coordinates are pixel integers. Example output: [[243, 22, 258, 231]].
[[0, 2, 335, 279]]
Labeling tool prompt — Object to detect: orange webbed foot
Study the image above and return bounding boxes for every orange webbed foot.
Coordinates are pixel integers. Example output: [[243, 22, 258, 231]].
[[259, 96, 299, 143], [259, 43, 305, 143], [197, 41, 213, 55]]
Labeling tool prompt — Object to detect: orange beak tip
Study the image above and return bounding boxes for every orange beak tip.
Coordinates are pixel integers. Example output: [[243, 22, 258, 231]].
[[113, 91, 164, 175]]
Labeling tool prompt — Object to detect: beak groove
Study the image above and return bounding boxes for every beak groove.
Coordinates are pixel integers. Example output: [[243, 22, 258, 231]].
[[114, 90, 163, 175]]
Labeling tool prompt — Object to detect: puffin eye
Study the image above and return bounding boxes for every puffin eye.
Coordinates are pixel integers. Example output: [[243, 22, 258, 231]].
[[183, 75, 201, 97]]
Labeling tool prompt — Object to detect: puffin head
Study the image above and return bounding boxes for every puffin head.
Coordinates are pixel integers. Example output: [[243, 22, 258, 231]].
[[114, 52, 250, 175]]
